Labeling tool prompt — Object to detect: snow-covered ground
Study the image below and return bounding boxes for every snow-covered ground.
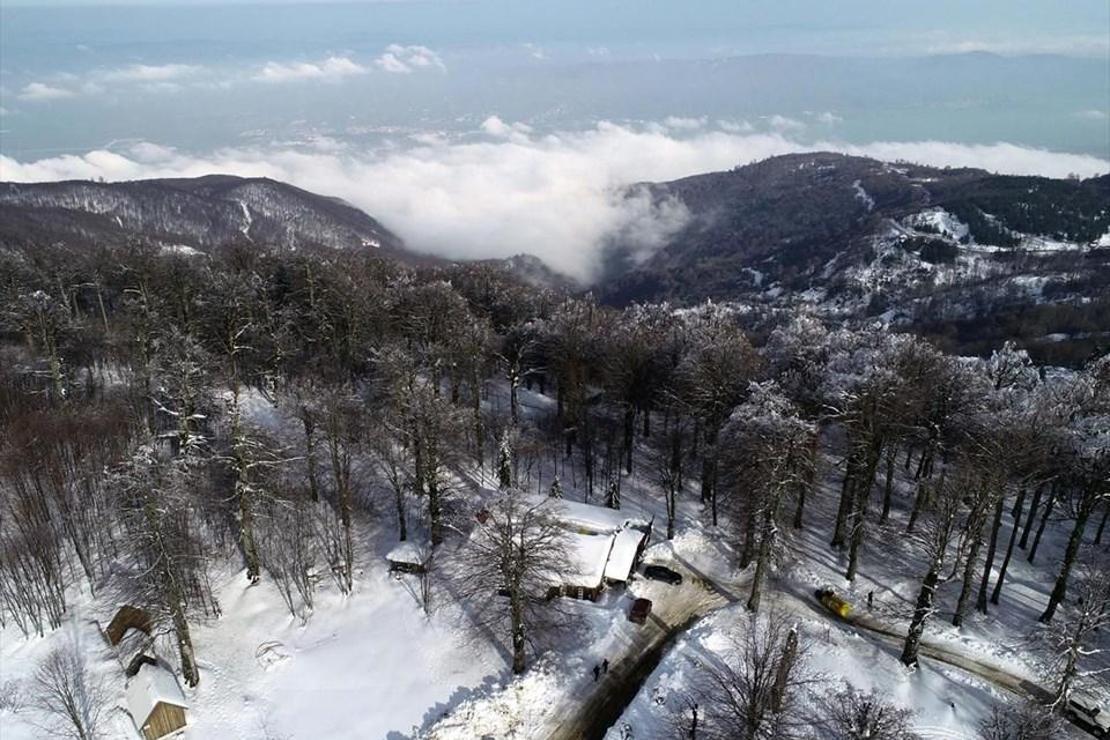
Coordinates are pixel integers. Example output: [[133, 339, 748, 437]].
[[1, 386, 1104, 740]]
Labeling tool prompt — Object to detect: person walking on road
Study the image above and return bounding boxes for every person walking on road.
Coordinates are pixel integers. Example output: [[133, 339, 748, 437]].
[[602, 659, 610, 674], [593, 664, 601, 682]]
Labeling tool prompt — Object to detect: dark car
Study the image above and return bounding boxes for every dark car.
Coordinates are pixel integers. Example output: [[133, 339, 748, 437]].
[[643, 564, 683, 585], [629, 598, 653, 624]]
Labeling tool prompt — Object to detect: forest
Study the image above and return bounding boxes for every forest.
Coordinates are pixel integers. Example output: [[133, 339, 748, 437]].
[[0, 239, 1108, 740]]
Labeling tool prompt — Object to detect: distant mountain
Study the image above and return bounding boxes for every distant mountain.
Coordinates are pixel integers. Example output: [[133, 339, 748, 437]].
[[0, 175, 411, 260], [598, 153, 1110, 362]]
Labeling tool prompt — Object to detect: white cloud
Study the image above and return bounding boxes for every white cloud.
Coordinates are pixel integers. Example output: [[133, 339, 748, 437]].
[[815, 111, 843, 125], [718, 120, 755, 133], [2, 123, 1106, 281], [255, 56, 367, 83], [481, 115, 534, 141], [663, 116, 708, 131], [104, 63, 201, 82], [374, 45, 445, 74], [1075, 109, 1108, 121], [768, 114, 806, 133], [921, 35, 1110, 58], [17, 82, 74, 101]]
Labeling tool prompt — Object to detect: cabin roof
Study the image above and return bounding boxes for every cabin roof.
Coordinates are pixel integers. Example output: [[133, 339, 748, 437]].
[[604, 528, 646, 582], [126, 662, 187, 726], [386, 541, 428, 566]]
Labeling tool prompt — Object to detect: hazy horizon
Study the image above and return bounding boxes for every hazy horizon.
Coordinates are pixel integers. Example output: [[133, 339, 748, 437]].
[[1, 0, 1107, 274]]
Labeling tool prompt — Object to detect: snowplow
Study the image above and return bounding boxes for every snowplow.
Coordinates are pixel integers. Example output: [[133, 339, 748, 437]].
[[814, 586, 853, 619]]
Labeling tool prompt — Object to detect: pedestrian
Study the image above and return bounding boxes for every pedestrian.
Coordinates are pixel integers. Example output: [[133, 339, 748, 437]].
[[602, 659, 610, 674], [593, 664, 600, 682], [868, 591, 874, 609]]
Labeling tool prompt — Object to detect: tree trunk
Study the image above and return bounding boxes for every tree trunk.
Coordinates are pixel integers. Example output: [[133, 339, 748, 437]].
[[1028, 485, 1057, 564], [303, 415, 319, 502], [1019, 483, 1044, 550], [394, 486, 408, 542], [832, 453, 858, 548], [880, 445, 896, 523], [171, 599, 199, 687], [990, 488, 1025, 606], [953, 492, 991, 627], [976, 494, 1005, 614], [901, 565, 940, 668], [846, 437, 883, 581], [510, 592, 526, 674], [623, 406, 635, 475], [747, 503, 775, 612], [792, 483, 806, 530], [906, 481, 930, 533], [1094, 501, 1108, 546], [1040, 498, 1094, 623]]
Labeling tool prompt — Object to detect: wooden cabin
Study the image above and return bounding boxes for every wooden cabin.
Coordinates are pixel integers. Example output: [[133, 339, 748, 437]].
[[105, 605, 153, 646], [126, 662, 188, 740]]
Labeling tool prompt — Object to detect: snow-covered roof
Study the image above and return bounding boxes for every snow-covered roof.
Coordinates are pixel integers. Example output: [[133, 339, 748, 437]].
[[557, 532, 615, 589], [604, 528, 646, 583], [386, 541, 428, 566], [126, 662, 187, 726], [529, 495, 648, 534]]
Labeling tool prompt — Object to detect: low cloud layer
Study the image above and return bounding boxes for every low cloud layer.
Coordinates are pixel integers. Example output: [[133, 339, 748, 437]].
[[1, 121, 1107, 280], [374, 45, 446, 74], [254, 56, 368, 83]]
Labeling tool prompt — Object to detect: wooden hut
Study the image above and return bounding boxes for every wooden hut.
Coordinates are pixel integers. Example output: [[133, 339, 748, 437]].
[[126, 662, 188, 740], [105, 605, 152, 646]]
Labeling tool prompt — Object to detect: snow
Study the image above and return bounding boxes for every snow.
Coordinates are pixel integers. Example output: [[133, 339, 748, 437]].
[[905, 208, 970, 242], [533, 494, 647, 534], [604, 528, 647, 583], [386, 540, 428, 566], [560, 532, 615, 589], [160, 243, 203, 256], [125, 662, 187, 729]]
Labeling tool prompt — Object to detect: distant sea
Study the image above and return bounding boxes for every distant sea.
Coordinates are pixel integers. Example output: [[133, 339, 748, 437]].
[[1, 1, 1107, 161]]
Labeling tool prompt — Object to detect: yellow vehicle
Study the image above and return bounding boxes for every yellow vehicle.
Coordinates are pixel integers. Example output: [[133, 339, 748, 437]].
[[815, 586, 853, 618]]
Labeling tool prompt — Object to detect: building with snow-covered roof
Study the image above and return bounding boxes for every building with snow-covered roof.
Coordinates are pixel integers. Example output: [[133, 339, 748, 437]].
[[125, 661, 188, 740], [386, 540, 430, 574], [533, 495, 652, 600]]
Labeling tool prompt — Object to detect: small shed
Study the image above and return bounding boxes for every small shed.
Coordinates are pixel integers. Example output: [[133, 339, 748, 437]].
[[126, 662, 188, 740], [105, 605, 153, 646], [386, 541, 429, 575]]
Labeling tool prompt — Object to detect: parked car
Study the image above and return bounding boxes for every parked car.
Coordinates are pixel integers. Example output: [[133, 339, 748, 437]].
[[629, 598, 653, 625], [643, 564, 683, 585], [1066, 693, 1109, 737], [814, 585, 853, 619]]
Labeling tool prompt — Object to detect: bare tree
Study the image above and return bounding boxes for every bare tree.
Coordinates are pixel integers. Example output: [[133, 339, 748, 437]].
[[694, 610, 818, 740], [1044, 556, 1110, 707], [459, 489, 571, 674], [817, 684, 918, 740], [31, 640, 108, 740], [900, 466, 962, 668], [977, 701, 1061, 740]]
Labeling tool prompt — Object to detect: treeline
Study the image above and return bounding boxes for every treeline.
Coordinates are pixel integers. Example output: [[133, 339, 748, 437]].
[[1, 240, 1107, 709]]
